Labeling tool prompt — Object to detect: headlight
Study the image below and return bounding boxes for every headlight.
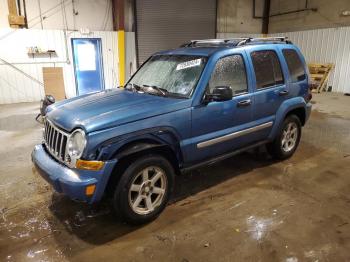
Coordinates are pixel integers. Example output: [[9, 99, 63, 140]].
[[67, 129, 86, 159]]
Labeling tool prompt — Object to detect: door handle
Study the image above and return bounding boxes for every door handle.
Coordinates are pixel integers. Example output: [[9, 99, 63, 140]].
[[279, 90, 289, 96], [237, 99, 252, 107]]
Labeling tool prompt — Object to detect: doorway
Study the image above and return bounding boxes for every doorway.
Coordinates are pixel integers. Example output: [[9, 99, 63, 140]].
[[71, 38, 104, 95]]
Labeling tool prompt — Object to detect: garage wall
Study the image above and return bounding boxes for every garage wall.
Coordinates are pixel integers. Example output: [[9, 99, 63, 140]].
[[0, 28, 119, 104], [269, 0, 350, 33], [216, 0, 350, 34], [125, 32, 137, 80], [135, 0, 216, 64], [0, 0, 113, 31], [217, 32, 263, 39], [217, 0, 264, 34], [271, 27, 350, 93]]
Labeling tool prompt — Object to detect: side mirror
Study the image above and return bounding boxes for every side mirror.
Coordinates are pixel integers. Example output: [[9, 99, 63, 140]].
[[46, 95, 55, 104], [40, 95, 56, 117], [204, 86, 233, 103]]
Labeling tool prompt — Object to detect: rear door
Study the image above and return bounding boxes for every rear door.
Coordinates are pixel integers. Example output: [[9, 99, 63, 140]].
[[246, 47, 289, 140], [281, 48, 308, 98]]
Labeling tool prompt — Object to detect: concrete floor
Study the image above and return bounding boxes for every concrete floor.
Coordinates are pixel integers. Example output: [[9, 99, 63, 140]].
[[0, 93, 350, 262]]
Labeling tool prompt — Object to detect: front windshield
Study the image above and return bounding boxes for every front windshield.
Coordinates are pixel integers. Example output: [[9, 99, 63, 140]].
[[126, 55, 207, 98]]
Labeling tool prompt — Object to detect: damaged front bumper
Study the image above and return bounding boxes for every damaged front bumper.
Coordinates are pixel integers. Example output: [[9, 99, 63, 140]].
[[31, 144, 117, 204]]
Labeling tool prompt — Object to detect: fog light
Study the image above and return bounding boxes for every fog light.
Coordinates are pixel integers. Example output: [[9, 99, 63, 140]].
[[76, 159, 104, 170], [85, 185, 96, 196]]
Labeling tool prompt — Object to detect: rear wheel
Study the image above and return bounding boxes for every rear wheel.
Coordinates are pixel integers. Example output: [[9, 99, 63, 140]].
[[112, 154, 174, 224], [267, 115, 301, 160]]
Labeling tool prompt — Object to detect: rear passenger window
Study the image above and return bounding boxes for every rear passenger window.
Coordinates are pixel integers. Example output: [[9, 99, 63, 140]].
[[251, 50, 284, 89], [208, 55, 247, 96], [282, 49, 306, 82]]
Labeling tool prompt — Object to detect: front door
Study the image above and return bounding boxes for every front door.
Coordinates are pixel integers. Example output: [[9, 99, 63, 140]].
[[189, 53, 254, 164], [72, 38, 104, 95]]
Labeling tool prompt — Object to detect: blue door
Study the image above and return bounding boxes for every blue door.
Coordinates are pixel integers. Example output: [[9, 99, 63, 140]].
[[189, 53, 254, 164], [246, 47, 289, 141], [72, 38, 104, 95]]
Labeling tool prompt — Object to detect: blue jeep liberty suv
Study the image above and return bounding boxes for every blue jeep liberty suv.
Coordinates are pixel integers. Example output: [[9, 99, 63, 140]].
[[32, 37, 312, 224]]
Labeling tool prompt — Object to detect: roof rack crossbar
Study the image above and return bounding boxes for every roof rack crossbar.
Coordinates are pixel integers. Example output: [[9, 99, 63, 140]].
[[237, 36, 290, 46], [181, 38, 250, 47]]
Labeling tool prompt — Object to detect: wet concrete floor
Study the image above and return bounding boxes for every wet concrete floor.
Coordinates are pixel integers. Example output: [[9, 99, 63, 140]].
[[0, 93, 350, 261]]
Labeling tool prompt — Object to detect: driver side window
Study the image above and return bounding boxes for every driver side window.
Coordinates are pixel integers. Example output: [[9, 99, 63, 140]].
[[208, 55, 248, 96]]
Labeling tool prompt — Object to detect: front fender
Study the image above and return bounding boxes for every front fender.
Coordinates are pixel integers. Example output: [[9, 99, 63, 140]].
[[269, 97, 307, 140], [96, 127, 183, 164]]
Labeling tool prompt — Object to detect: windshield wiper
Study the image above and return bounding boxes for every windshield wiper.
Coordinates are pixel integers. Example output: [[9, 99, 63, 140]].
[[125, 82, 141, 92], [142, 85, 167, 96]]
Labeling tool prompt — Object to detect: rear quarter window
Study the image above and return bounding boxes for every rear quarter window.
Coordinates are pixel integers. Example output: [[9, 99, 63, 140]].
[[282, 49, 306, 82]]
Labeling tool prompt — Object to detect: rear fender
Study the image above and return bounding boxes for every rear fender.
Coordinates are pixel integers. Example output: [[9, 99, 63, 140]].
[[269, 97, 307, 140]]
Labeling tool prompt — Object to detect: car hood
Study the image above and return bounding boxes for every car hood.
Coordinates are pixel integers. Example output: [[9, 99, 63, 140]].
[[46, 89, 191, 133]]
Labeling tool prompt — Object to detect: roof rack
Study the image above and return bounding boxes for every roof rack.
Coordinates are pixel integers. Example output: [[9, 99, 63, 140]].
[[180, 38, 249, 47], [237, 36, 291, 46], [180, 36, 291, 48]]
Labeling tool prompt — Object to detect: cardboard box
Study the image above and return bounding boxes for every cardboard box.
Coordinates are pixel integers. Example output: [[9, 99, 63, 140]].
[[42, 67, 66, 101]]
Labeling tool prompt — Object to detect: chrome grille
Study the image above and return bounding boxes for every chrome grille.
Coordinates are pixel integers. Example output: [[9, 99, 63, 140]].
[[43, 119, 69, 162]]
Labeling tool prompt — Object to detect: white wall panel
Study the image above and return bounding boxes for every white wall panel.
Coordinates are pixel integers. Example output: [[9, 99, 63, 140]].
[[0, 28, 119, 104], [271, 27, 350, 93], [219, 27, 350, 93]]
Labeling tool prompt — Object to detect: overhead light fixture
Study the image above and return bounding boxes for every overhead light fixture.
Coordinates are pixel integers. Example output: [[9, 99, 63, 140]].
[[80, 28, 91, 35], [341, 10, 350, 16]]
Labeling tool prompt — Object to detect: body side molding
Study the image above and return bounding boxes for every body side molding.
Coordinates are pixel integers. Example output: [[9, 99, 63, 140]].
[[197, 121, 273, 149]]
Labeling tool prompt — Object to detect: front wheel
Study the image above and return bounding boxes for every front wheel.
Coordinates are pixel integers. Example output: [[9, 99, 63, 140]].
[[267, 115, 302, 160], [112, 154, 175, 224]]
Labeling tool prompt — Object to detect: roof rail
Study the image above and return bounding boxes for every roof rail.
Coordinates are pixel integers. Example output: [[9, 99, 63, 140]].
[[180, 38, 250, 47], [180, 36, 291, 48], [237, 36, 291, 46]]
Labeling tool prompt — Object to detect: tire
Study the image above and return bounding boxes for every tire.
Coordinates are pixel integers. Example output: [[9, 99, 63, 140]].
[[112, 154, 175, 225], [267, 114, 302, 160]]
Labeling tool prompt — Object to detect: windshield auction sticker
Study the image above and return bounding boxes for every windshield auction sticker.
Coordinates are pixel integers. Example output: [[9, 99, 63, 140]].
[[176, 59, 201, 70]]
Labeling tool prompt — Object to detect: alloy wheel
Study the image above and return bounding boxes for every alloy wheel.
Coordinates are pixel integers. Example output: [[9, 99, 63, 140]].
[[281, 122, 298, 152], [128, 166, 167, 215]]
